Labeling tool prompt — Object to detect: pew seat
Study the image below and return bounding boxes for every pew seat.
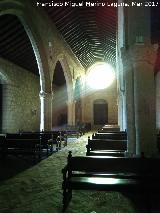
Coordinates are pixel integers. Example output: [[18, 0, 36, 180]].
[[62, 152, 160, 212]]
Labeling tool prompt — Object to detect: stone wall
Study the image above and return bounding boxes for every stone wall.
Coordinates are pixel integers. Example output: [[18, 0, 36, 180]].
[[156, 72, 160, 130], [0, 58, 40, 133], [0, 0, 86, 129]]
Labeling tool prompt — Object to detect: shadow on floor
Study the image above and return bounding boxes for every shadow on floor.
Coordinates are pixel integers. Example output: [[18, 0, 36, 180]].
[[123, 192, 160, 213], [0, 153, 52, 182]]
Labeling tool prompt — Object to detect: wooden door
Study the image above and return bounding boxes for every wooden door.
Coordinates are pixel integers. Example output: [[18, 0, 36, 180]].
[[94, 101, 108, 125]]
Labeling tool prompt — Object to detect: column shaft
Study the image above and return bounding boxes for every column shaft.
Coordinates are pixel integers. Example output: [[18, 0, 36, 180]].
[[130, 46, 158, 156], [39, 91, 52, 131], [124, 57, 136, 155]]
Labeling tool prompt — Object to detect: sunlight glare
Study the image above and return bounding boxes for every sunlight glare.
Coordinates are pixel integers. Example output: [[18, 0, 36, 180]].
[[86, 62, 115, 90]]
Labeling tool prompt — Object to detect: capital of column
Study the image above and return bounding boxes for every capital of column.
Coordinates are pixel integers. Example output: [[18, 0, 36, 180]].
[[65, 99, 73, 105], [118, 89, 125, 99], [51, 91, 54, 100], [39, 91, 53, 100], [39, 91, 47, 99]]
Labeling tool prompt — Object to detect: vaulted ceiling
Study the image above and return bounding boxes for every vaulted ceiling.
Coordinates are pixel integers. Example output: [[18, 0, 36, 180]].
[[45, 3, 117, 69], [0, 2, 160, 77], [0, 1, 117, 76]]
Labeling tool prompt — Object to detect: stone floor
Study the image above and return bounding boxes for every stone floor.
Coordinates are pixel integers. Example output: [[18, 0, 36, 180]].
[[0, 133, 159, 213]]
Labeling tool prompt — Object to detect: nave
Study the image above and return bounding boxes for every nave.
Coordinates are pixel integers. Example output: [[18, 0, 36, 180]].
[[0, 131, 160, 213]]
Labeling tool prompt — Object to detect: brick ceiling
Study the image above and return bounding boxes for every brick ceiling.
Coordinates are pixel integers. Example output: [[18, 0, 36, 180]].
[[0, 1, 160, 77], [44, 1, 117, 69]]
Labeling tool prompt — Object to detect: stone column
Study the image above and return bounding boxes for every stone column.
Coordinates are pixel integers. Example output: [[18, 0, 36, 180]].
[[156, 72, 160, 129], [118, 92, 126, 131], [117, 0, 126, 131], [123, 0, 158, 156], [130, 45, 158, 156], [75, 100, 82, 125], [67, 100, 76, 126], [50, 91, 54, 129], [39, 91, 52, 131], [66, 80, 76, 126], [122, 49, 136, 156]]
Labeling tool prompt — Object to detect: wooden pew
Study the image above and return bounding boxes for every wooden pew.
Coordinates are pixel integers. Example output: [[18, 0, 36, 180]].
[[0, 135, 6, 157], [3, 133, 41, 158], [92, 132, 127, 140], [55, 131, 68, 149], [20, 132, 56, 154], [62, 152, 160, 212], [37, 131, 60, 152], [101, 125, 120, 132], [1, 130, 68, 159], [39, 130, 67, 149], [86, 138, 127, 156], [65, 125, 81, 138], [100, 128, 120, 132], [98, 130, 126, 133], [157, 135, 160, 152], [20, 131, 65, 152]]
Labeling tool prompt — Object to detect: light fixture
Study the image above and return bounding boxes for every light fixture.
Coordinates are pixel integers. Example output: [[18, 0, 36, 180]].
[[86, 62, 115, 90]]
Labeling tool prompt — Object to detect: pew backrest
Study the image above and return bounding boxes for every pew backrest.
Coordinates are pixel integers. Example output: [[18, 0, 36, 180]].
[[87, 139, 127, 151], [67, 156, 160, 177], [93, 133, 127, 140], [62, 153, 160, 212]]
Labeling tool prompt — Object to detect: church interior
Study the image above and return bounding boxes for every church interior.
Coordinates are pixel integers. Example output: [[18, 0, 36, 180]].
[[1, 0, 160, 212]]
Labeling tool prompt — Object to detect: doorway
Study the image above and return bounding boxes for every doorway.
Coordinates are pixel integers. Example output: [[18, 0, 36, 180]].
[[93, 99, 108, 125]]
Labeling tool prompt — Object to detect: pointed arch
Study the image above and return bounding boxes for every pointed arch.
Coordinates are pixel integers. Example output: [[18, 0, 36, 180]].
[[0, 0, 52, 130], [0, 0, 51, 93], [54, 54, 73, 103], [51, 54, 75, 125]]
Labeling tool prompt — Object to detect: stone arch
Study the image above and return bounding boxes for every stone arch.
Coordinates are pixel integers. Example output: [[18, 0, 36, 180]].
[[0, 3, 51, 92], [52, 54, 74, 125], [55, 55, 73, 101], [0, 1, 52, 130]]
